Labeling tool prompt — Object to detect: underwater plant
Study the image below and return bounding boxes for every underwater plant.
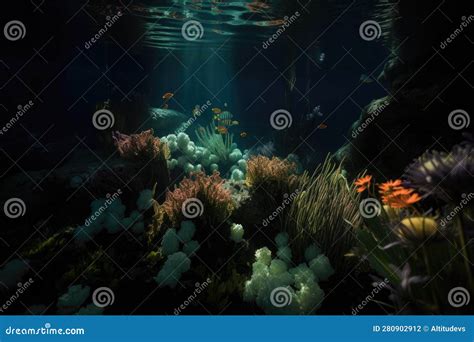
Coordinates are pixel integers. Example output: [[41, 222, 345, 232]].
[[112, 129, 170, 198], [195, 124, 234, 162], [404, 142, 474, 202], [356, 172, 473, 313], [285, 157, 362, 274], [160, 172, 234, 227], [246, 155, 298, 189], [112, 129, 170, 162], [354, 175, 372, 193], [378, 180, 422, 209]]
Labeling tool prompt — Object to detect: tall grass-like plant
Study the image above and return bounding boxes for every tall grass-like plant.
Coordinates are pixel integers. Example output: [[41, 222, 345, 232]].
[[285, 157, 362, 273], [195, 124, 233, 162]]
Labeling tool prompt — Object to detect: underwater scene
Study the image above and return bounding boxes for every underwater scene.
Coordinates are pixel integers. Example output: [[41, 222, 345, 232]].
[[0, 0, 473, 316]]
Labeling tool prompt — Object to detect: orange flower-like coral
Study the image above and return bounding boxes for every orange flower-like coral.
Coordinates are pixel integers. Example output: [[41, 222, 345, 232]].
[[162, 172, 234, 226], [379, 180, 422, 208], [354, 175, 372, 193]]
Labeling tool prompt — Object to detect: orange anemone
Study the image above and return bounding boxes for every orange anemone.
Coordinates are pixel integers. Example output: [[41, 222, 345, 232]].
[[379, 179, 421, 208], [378, 179, 403, 193], [354, 175, 372, 193]]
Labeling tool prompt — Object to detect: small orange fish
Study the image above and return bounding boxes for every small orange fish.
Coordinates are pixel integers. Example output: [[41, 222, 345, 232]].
[[212, 108, 222, 114], [162, 92, 174, 100], [240, 132, 247, 138], [317, 123, 328, 129], [216, 126, 228, 134]]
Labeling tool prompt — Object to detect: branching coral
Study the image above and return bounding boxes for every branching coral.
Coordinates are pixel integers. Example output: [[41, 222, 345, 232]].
[[195, 124, 233, 162], [112, 129, 170, 162], [285, 157, 362, 274], [246, 156, 297, 188], [112, 129, 170, 198], [161, 172, 234, 226]]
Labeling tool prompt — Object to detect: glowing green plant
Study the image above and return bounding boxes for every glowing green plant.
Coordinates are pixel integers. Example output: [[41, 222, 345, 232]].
[[195, 124, 233, 162]]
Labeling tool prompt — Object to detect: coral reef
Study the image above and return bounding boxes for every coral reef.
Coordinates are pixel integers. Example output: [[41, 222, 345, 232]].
[[112, 129, 170, 199], [162, 131, 246, 177], [243, 234, 334, 314], [73, 191, 147, 242], [113, 129, 170, 162], [154, 251, 191, 288], [246, 156, 297, 189], [160, 172, 234, 227]]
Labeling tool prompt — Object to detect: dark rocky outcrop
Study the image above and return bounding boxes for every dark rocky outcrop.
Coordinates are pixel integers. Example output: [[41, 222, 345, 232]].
[[338, 0, 473, 179]]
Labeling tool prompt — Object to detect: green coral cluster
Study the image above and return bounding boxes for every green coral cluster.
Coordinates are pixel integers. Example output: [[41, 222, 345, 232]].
[[243, 233, 334, 314]]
